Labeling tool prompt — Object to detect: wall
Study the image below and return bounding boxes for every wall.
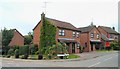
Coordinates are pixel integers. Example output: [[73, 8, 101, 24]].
[[9, 30, 24, 46]]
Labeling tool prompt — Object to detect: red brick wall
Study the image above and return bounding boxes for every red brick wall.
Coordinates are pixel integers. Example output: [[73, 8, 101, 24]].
[[33, 22, 81, 53], [80, 27, 101, 52], [9, 30, 24, 46], [33, 21, 42, 46], [56, 28, 81, 53]]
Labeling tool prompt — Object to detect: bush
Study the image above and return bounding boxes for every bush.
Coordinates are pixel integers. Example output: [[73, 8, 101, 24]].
[[11, 45, 19, 51], [30, 44, 38, 55], [19, 45, 29, 59], [8, 49, 14, 56], [80, 46, 84, 53], [15, 49, 19, 58], [35, 51, 39, 55], [38, 54, 43, 60], [7, 55, 10, 58], [19, 45, 29, 55], [110, 42, 120, 50]]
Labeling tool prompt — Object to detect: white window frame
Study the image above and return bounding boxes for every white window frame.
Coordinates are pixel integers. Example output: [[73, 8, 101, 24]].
[[91, 33, 94, 38], [73, 32, 76, 37], [59, 29, 65, 36], [96, 34, 99, 39], [76, 32, 79, 38]]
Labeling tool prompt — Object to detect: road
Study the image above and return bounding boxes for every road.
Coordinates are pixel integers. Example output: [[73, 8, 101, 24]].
[[1, 52, 118, 67]]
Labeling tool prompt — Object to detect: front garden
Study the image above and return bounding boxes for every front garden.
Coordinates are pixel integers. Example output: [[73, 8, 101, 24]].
[[2, 43, 80, 60]]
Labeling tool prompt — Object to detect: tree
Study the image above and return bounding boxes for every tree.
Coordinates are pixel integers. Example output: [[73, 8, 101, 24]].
[[40, 13, 56, 54], [2, 28, 14, 55], [24, 32, 33, 45]]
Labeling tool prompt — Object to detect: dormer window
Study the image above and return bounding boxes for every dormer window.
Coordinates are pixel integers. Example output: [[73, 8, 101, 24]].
[[59, 29, 65, 36], [73, 32, 76, 37]]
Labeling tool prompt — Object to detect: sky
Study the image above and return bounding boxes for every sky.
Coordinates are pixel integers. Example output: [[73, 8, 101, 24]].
[[0, 0, 119, 35]]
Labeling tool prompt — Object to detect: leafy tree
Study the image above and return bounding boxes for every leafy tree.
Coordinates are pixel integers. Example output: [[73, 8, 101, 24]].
[[39, 13, 56, 54], [2, 28, 14, 55], [24, 32, 33, 45]]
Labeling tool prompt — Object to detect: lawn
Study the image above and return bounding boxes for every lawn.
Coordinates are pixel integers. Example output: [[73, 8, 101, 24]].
[[96, 50, 113, 52], [28, 54, 80, 60], [68, 54, 80, 59]]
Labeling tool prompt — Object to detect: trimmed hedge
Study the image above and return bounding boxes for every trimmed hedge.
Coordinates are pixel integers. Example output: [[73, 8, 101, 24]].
[[19, 45, 29, 55]]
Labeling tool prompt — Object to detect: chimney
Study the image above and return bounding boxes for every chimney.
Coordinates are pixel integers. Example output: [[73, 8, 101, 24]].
[[41, 12, 45, 21], [112, 27, 115, 30]]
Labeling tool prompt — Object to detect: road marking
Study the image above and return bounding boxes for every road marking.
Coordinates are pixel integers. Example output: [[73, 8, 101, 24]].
[[103, 57, 113, 61], [88, 62, 101, 67]]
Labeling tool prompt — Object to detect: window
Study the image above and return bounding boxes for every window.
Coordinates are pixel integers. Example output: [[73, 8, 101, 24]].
[[77, 43, 80, 48], [96, 34, 99, 39], [59, 29, 65, 36], [73, 32, 76, 37], [76, 32, 79, 38], [110, 34, 112, 38], [91, 33, 94, 38]]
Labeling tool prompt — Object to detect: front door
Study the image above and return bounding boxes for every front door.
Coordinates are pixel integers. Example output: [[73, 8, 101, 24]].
[[72, 43, 75, 53], [91, 44, 93, 51]]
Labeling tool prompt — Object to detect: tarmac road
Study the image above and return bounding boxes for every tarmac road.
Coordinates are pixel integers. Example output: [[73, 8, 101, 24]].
[[1, 51, 119, 67]]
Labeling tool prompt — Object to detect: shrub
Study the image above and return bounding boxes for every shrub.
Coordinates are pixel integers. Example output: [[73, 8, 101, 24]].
[[15, 49, 19, 58], [30, 44, 38, 55], [19, 45, 29, 55], [12, 45, 19, 51], [110, 42, 120, 50], [8, 48, 14, 56], [7, 55, 10, 58], [23, 54, 29, 59], [80, 46, 84, 53], [19, 45, 29, 59], [38, 54, 43, 60], [35, 51, 39, 55]]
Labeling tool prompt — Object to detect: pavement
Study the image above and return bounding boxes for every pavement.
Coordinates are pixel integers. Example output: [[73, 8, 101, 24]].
[[1, 51, 119, 67]]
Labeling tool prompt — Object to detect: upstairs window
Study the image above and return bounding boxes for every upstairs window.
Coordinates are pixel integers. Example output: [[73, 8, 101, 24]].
[[110, 34, 112, 38], [73, 32, 76, 37], [96, 34, 99, 39], [91, 33, 94, 38], [76, 32, 79, 38], [59, 29, 65, 36]]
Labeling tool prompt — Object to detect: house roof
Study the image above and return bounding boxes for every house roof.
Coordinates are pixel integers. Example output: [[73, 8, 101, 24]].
[[33, 17, 80, 31], [78, 25, 96, 33], [100, 33, 109, 41], [98, 26, 118, 34]]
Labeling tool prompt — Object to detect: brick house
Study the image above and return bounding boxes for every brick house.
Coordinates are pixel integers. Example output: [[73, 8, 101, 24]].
[[8, 29, 24, 46], [33, 13, 81, 54], [98, 26, 119, 47], [78, 25, 102, 52]]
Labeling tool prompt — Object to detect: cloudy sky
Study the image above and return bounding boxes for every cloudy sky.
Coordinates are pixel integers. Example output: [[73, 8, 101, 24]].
[[0, 0, 119, 35]]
